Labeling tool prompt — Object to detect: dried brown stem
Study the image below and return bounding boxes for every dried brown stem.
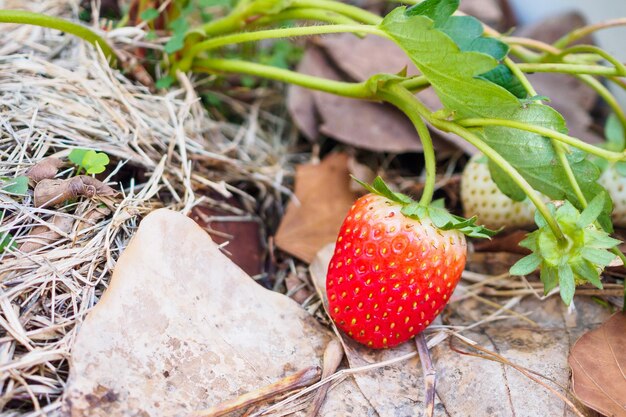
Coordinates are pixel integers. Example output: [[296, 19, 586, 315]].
[[306, 339, 344, 417], [416, 333, 436, 417], [191, 366, 321, 417]]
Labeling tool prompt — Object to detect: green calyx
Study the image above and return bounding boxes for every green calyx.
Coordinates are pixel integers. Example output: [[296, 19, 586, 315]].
[[353, 175, 498, 239], [510, 193, 621, 305]]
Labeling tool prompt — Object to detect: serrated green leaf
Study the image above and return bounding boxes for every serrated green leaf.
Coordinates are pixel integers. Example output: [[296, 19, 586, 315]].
[[540, 265, 558, 295], [1, 176, 29, 195], [352, 176, 413, 205], [156, 75, 175, 89], [139, 7, 159, 22], [577, 192, 605, 227], [427, 206, 457, 228], [430, 198, 445, 208], [164, 33, 185, 54], [405, 0, 458, 25], [518, 231, 538, 251], [0, 232, 15, 253], [585, 229, 621, 249], [558, 263, 575, 305], [439, 16, 509, 61], [479, 65, 527, 99], [401, 202, 424, 218], [572, 261, 603, 289], [168, 17, 189, 34], [510, 253, 541, 276], [581, 247, 616, 266], [380, 8, 608, 218], [605, 113, 625, 152]]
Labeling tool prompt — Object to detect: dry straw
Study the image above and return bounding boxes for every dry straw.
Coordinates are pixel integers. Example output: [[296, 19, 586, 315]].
[[0, 1, 296, 414]]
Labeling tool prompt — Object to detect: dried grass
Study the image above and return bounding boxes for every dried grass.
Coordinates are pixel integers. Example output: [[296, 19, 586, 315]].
[[0, 1, 298, 414]]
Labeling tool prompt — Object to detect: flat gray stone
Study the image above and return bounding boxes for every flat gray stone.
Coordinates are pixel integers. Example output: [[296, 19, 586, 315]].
[[64, 209, 333, 417]]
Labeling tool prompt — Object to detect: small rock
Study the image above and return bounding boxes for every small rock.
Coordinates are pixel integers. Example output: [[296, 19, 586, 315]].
[[64, 209, 333, 416]]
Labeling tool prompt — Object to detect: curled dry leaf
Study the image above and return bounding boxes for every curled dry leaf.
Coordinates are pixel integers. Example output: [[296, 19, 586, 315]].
[[568, 313, 626, 417], [289, 46, 455, 154], [275, 152, 357, 263], [19, 214, 74, 253], [317, 35, 475, 154], [26, 157, 64, 182], [34, 176, 117, 208]]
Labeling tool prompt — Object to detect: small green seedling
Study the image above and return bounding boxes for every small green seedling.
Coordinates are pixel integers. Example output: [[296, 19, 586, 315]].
[[1, 175, 29, 196], [68, 149, 110, 175], [0, 232, 15, 253]]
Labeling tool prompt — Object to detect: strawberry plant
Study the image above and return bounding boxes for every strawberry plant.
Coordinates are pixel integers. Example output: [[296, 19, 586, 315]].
[[3, 0, 626, 338]]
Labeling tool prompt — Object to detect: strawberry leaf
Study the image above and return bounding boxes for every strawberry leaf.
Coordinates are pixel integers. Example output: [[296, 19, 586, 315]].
[[558, 264, 575, 305], [577, 193, 605, 227], [405, 0, 458, 25], [539, 265, 558, 295], [572, 261, 603, 289], [605, 113, 625, 152], [379, 6, 611, 219], [352, 176, 412, 205], [510, 253, 541, 275]]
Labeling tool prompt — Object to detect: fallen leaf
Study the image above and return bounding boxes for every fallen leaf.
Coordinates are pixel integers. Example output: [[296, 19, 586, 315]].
[[19, 214, 75, 253], [64, 209, 335, 416], [287, 51, 321, 141], [26, 157, 64, 182], [275, 152, 357, 263], [190, 203, 264, 277], [316, 35, 477, 154], [34, 176, 117, 208], [569, 313, 626, 417], [290, 46, 455, 154]]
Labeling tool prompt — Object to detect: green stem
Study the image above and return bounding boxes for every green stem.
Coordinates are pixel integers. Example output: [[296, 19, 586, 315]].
[[289, 0, 383, 25], [553, 18, 626, 49], [377, 84, 437, 206], [516, 63, 626, 77], [553, 45, 626, 76], [0, 10, 115, 62], [505, 57, 588, 207], [180, 24, 386, 71], [193, 58, 374, 98], [406, 97, 566, 241], [576, 74, 626, 135], [457, 118, 625, 162], [251, 8, 361, 27]]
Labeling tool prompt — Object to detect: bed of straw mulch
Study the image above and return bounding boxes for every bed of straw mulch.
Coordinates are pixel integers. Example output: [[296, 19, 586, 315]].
[[0, 2, 303, 413]]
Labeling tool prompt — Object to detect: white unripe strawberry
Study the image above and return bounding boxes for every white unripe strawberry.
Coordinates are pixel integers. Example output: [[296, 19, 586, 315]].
[[598, 164, 626, 227], [461, 154, 536, 230]]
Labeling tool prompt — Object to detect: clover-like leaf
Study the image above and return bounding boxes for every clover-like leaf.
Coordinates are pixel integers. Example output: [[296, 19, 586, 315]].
[[69, 148, 110, 175], [1, 175, 29, 196]]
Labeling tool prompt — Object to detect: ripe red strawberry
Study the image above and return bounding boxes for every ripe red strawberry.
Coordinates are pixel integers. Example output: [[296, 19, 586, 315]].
[[326, 192, 467, 349]]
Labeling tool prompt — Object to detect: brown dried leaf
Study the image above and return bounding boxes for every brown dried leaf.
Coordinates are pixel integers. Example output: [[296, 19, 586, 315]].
[[317, 36, 475, 154], [275, 153, 356, 263], [19, 214, 74, 253], [291, 46, 455, 154], [34, 176, 117, 208], [190, 204, 263, 277], [569, 313, 626, 417], [287, 51, 321, 141], [26, 157, 64, 183]]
